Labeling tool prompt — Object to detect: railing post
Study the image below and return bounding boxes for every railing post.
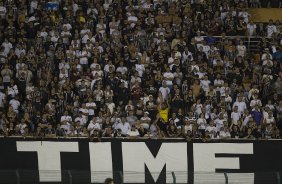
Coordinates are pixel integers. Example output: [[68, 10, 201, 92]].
[[277, 172, 281, 184], [248, 36, 251, 54], [224, 173, 228, 184], [119, 171, 123, 184], [67, 170, 72, 184], [16, 170, 20, 184], [171, 172, 176, 184]]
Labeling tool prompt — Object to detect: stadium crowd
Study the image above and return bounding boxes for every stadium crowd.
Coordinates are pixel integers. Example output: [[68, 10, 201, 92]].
[[0, 0, 282, 140]]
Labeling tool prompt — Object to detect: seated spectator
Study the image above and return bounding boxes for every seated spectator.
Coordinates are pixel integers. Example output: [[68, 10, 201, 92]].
[[114, 117, 131, 137]]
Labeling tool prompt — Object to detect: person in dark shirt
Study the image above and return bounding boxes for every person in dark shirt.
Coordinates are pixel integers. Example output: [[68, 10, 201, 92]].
[[230, 125, 241, 138]]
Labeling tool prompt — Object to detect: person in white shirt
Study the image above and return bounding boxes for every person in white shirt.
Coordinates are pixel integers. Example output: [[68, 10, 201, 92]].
[[135, 61, 145, 77], [80, 24, 91, 37], [17, 120, 27, 135], [79, 103, 89, 118], [1, 39, 13, 54], [262, 54, 273, 67], [263, 111, 276, 125], [183, 118, 193, 134], [193, 99, 203, 117], [91, 64, 103, 78], [265, 100, 275, 111], [109, 17, 120, 35], [104, 60, 115, 74], [127, 12, 138, 28], [267, 20, 277, 37], [191, 61, 200, 72], [140, 112, 151, 129], [163, 67, 174, 87], [61, 26, 72, 44], [127, 125, 140, 137], [86, 98, 97, 117], [201, 43, 211, 57], [130, 72, 141, 86], [214, 74, 224, 92], [51, 31, 60, 43], [236, 40, 246, 58], [214, 113, 227, 132], [74, 114, 87, 126], [197, 113, 207, 132], [242, 110, 252, 127], [200, 76, 211, 94], [60, 111, 73, 123], [93, 84, 104, 102], [231, 106, 241, 124], [62, 20, 72, 31], [87, 3, 98, 19], [205, 121, 217, 138], [40, 27, 48, 40], [88, 117, 101, 135], [219, 127, 231, 139], [77, 47, 90, 66], [224, 92, 233, 110], [195, 67, 206, 79], [96, 20, 106, 37], [261, 48, 273, 61], [0, 91, 5, 108], [1, 64, 13, 85], [60, 122, 71, 135], [233, 96, 247, 115], [59, 69, 68, 84], [0, 3, 6, 18], [90, 58, 100, 70], [0, 47, 7, 63], [111, 113, 122, 129], [248, 85, 260, 100], [115, 117, 131, 136], [9, 97, 20, 114], [81, 33, 90, 44], [250, 94, 262, 110], [15, 44, 26, 58], [247, 21, 257, 36], [182, 47, 193, 63], [142, 0, 152, 10], [66, 47, 76, 61], [59, 60, 70, 71], [159, 82, 170, 101], [238, 9, 250, 23], [168, 52, 177, 64], [194, 31, 204, 45], [72, 2, 79, 15], [116, 61, 128, 75]]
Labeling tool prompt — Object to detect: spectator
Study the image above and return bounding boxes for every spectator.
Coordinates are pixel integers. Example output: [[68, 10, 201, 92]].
[[115, 117, 131, 137], [267, 19, 277, 37], [251, 106, 263, 125], [104, 178, 114, 184], [0, 0, 280, 140]]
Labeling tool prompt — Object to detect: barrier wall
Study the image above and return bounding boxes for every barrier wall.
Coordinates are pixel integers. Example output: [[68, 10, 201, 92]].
[[0, 138, 282, 184]]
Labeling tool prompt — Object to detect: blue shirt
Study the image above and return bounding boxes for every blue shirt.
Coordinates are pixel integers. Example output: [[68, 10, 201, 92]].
[[251, 110, 263, 125]]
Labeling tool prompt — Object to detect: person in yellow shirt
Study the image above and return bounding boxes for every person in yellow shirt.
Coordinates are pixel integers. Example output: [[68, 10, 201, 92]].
[[158, 102, 170, 123]]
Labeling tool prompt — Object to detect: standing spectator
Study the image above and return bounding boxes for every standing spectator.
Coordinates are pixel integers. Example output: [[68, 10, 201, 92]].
[[251, 106, 263, 125], [233, 96, 247, 115], [267, 19, 277, 37]]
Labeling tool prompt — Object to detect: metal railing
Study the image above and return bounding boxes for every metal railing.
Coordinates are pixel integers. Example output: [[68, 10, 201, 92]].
[[2, 135, 282, 141], [0, 170, 281, 184], [202, 35, 273, 53]]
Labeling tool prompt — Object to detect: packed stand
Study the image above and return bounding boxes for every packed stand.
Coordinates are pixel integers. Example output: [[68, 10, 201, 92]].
[[0, 0, 282, 140]]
